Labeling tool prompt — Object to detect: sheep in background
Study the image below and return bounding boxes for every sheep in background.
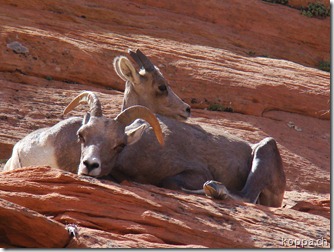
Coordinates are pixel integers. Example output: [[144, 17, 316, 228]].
[[112, 49, 286, 207], [114, 49, 191, 120]]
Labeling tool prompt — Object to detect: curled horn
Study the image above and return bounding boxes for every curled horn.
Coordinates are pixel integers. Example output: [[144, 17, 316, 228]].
[[115, 105, 164, 145], [63, 91, 103, 117], [128, 48, 155, 72]]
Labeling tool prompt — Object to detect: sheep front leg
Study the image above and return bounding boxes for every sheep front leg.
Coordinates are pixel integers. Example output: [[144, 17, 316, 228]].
[[159, 166, 213, 191], [204, 137, 286, 207]]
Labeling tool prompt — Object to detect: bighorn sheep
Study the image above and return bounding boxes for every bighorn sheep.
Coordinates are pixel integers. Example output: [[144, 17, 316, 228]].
[[4, 49, 188, 174], [4, 91, 164, 177], [113, 49, 191, 120], [111, 50, 286, 207], [4, 49, 285, 207]]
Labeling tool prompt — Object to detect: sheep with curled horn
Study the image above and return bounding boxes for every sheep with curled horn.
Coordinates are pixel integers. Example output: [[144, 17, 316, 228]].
[[4, 48, 188, 175], [112, 49, 286, 207], [4, 91, 164, 177], [4, 49, 286, 207]]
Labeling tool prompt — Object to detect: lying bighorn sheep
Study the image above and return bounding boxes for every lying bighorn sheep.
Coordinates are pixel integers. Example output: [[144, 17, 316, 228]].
[[4, 49, 285, 207], [111, 50, 286, 207], [4, 49, 187, 174], [4, 91, 164, 177], [113, 117, 286, 207]]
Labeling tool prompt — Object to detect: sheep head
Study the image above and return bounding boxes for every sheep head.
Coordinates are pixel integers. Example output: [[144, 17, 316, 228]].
[[64, 91, 164, 177], [113, 48, 191, 121]]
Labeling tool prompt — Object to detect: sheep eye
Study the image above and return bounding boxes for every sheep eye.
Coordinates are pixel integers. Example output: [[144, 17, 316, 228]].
[[77, 133, 85, 143], [158, 85, 167, 92], [114, 143, 126, 152]]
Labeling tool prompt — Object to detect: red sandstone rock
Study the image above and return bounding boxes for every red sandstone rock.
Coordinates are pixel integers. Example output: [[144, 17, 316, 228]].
[[0, 0, 330, 120], [0, 167, 330, 248], [291, 199, 330, 220], [0, 197, 70, 248], [0, 0, 330, 248]]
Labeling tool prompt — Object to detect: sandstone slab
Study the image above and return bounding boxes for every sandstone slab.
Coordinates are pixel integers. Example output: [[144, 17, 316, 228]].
[[0, 167, 330, 248]]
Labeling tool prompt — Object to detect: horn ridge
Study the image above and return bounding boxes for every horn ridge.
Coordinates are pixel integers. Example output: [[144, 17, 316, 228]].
[[128, 48, 155, 72], [128, 49, 143, 69], [116, 105, 164, 145], [136, 49, 155, 72], [63, 91, 103, 117]]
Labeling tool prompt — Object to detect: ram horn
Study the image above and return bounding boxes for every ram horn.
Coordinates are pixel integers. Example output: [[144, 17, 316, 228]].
[[115, 105, 164, 145], [128, 48, 155, 72], [63, 91, 103, 117]]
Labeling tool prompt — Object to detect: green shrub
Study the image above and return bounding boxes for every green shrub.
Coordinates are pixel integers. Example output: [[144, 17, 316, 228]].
[[318, 60, 330, 72], [262, 0, 288, 5], [301, 2, 330, 18], [247, 51, 256, 57], [208, 103, 233, 113]]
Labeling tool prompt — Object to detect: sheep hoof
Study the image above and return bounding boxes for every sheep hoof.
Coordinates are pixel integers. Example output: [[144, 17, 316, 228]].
[[203, 180, 229, 200]]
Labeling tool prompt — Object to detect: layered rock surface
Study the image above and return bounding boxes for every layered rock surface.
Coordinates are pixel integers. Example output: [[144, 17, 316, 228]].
[[0, 0, 330, 248], [0, 167, 330, 248]]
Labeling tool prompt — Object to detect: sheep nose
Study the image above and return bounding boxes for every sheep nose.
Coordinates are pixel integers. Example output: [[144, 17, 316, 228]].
[[83, 160, 100, 172], [186, 106, 191, 114]]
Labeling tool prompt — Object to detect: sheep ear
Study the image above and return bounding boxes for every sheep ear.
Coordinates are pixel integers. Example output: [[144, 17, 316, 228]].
[[83, 113, 91, 125], [125, 124, 147, 145], [114, 56, 141, 84]]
